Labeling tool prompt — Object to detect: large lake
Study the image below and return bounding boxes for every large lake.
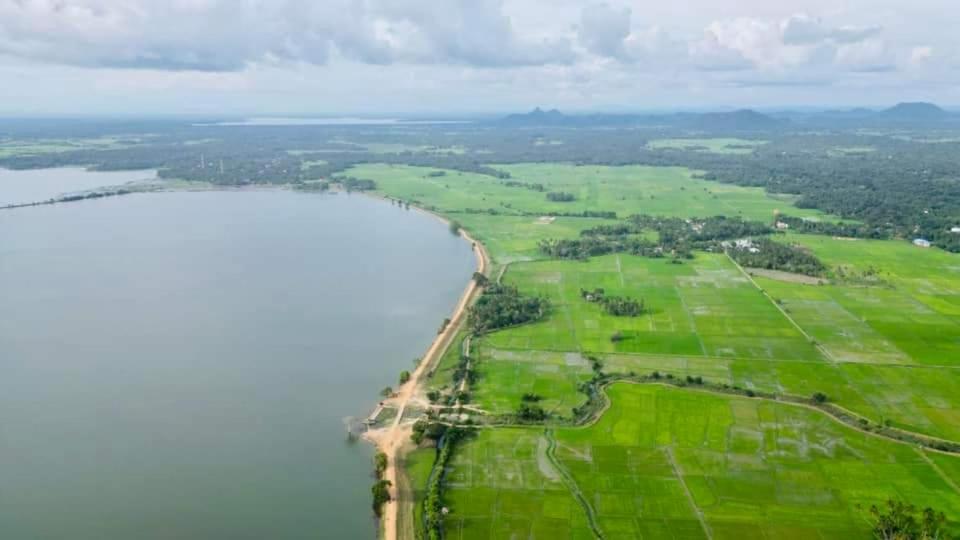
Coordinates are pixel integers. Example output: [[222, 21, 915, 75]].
[[0, 166, 157, 207], [0, 187, 475, 539]]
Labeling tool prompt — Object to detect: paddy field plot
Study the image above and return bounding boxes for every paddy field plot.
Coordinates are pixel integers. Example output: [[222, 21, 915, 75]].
[[485, 253, 823, 362], [441, 428, 596, 540], [550, 384, 960, 539], [349, 163, 834, 223], [440, 384, 960, 539], [470, 348, 592, 417], [452, 214, 619, 265]]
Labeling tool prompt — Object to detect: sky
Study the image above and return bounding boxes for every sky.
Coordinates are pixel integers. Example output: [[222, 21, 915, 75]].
[[0, 0, 957, 116]]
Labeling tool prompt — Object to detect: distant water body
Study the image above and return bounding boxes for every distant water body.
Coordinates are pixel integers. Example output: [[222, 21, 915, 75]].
[[200, 117, 471, 126], [0, 167, 157, 207], [0, 189, 475, 539]]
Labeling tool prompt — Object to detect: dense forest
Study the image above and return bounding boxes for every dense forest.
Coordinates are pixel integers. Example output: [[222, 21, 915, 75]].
[[727, 238, 827, 277], [467, 284, 549, 334], [540, 215, 778, 260]]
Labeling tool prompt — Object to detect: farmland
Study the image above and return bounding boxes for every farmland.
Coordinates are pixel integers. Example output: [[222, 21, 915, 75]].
[[349, 160, 960, 538]]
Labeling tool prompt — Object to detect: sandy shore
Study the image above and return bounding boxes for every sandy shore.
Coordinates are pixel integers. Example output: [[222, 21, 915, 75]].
[[363, 207, 489, 540]]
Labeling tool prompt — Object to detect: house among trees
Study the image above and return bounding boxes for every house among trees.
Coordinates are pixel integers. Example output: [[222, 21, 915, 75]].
[[950, 226, 960, 234], [775, 221, 790, 230], [913, 238, 932, 248]]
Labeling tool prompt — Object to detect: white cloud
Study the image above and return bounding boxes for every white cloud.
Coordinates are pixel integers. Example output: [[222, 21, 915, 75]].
[[0, 0, 573, 71]]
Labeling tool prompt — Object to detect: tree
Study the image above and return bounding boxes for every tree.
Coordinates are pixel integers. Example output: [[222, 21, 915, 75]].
[[865, 499, 950, 540], [374, 452, 388, 479], [812, 392, 828, 404], [399, 370, 411, 385], [380, 386, 393, 398], [449, 220, 462, 235], [371, 479, 392, 517]]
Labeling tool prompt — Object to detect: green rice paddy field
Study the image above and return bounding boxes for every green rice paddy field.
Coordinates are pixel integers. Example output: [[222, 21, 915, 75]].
[[346, 162, 960, 538], [443, 384, 960, 540]]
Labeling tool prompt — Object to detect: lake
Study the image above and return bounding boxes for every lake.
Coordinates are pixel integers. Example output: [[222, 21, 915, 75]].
[[0, 189, 476, 539], [0, 166, 157, 207]]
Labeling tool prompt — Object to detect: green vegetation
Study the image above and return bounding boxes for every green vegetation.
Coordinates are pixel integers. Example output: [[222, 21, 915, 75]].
[[4, 119, 960, 539], [467, 284, 549, 334], [346, 160, 960, 538], [647, 137, 769, 154]]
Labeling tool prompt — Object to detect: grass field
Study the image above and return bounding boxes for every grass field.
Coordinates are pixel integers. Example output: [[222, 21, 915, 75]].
[[356, 162, 960, 538], [471, 348, 592, 417], [442, 428, 596, 539], [350, 163, 833, 223], [486, 253, 823, 362], [440, 384, 960, 539], [552, 384, 960, 539]]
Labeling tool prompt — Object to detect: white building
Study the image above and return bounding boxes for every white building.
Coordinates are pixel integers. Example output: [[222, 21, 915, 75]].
[[913, 238, 932, 248]]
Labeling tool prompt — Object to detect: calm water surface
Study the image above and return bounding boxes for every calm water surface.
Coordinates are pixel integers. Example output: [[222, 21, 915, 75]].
[[0, 189, 475, 539], [0, 167, 157, 206]]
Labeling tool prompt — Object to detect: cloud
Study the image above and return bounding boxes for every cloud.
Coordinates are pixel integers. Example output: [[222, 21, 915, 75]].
[[781, 14, 880, 45], [576, 3, 684, 66], [689, 14, 889, 74], [0, 0, 573, 71], [578, 3, 632, 60]]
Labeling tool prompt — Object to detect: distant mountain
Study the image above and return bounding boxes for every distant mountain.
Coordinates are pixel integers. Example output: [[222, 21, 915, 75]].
[[682, 109, 783, 130], [498, 107, 783, 131], [501, 107, 568, 126], [878, 102, 948, 122]]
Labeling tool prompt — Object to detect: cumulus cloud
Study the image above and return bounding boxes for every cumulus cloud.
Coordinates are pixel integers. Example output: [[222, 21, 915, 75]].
[[781, 14, 880, 45], [577, 3, 684, 66], [689, 14, 890, 74], [578, 3, 632, 60], [0, 0, 573, 71]]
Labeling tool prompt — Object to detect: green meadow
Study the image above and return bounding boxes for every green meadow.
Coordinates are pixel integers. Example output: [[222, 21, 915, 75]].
[[554, 384, 960, 539], [350, 163, 831, 222], [347, 161, 960, 538], [442, 384, 960, 539]]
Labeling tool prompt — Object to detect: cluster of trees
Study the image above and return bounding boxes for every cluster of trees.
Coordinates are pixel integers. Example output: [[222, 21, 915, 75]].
[[728, 237, 827, 277], [540, 215, 775, 261], [538, 236, 662, 260], [515, 393, 547, 421], [776, 214, 887, 239], [467, 284, 549, 334], [580, 288, 645, 316], [371, 451, 391, 517], [865, 499, 950, 540], [545, 191, 576, 202], [337, 176, 376, 191], [293, 181, 330, 192], [420, 426, 471, 540], [501, 180, 545, 191]]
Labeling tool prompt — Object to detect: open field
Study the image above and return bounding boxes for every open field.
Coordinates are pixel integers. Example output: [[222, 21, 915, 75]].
[[471, 348, 592, 417], [442, 428, 596, 539], [553, 384, 960, 539], [486, 253, 823, 362], [354, 162, 960, 538], [350, 163, 834, 223], [440, 384, 960, 539]]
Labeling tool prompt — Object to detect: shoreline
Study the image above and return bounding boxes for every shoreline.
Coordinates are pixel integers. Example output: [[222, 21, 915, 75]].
[[361, 194, 489, 540]]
